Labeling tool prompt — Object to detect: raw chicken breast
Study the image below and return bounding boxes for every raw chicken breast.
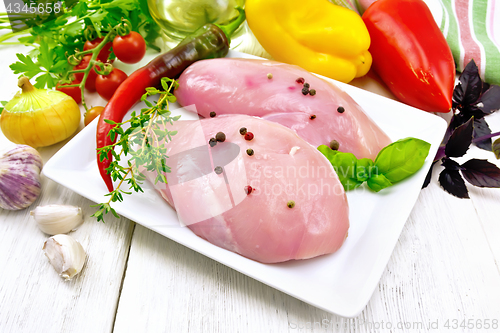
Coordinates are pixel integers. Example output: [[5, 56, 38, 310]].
[[142, 115, 349, 263], [175, 58, 391, 160]]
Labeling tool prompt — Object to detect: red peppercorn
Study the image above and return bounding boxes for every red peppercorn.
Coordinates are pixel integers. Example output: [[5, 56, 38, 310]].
[[244, 186, 253, 195], [296, 77, 305, 84], [244, 132, 254, 141]]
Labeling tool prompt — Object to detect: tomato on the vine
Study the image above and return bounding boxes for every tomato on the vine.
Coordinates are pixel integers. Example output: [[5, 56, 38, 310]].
[[84, 106, 105, 126], [112, 31, 146, 64], [72, 56, 88, 82], [56, 80, 82, 104], [72, 55, 99, 91], [84, 37, 113, 62], [95, 68, 128, 101]]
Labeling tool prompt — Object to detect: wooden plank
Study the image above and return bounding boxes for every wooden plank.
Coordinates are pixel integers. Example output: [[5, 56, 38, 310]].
[[0, 175, 135, 333]]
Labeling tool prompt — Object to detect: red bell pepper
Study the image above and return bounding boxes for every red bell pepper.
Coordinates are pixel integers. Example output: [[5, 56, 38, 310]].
[[362, 0, 455, 113]]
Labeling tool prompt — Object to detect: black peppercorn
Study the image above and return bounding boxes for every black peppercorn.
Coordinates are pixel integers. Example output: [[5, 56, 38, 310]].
[[214, 166, 223, 174], [337, 106, 345, 113], [302, 87, 309, 95], [209, 111, 216, 118], [215, 132, 226, 142], [309, 89, 316, 96], [209, 138, 217, 147], [330, 140, 340, 151], [239, 127, 247, 135], [246, 148, 254, 156]]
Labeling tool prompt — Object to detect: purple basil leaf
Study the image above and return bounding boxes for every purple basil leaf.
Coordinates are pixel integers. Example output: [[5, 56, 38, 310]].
[[422, 160, 437, 189], [482, 82, 491, 94], [473, 118, 492, 151], [461, 159, 500, 187], [434, 146, 446, 162], [438, 168, 469, 198], [445, 117, 474, 158], [477, 84, 500, 115], [462, 104, 487, 120], [493, 138, 500, 159], [453, 60, 482, 107], [444, 114, 465, 144], [441, 157, 462, 170]]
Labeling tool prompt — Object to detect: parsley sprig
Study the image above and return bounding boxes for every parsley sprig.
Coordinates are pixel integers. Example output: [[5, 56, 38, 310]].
[[91, 77, 180, 222], [1, 0, 160, 89]]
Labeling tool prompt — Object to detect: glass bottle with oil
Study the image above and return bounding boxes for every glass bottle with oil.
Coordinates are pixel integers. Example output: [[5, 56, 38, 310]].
[[147, 0, 247, 50]]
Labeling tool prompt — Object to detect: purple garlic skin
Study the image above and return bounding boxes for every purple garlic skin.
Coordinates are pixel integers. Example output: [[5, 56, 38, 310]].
[[0, 145, 42, 210]]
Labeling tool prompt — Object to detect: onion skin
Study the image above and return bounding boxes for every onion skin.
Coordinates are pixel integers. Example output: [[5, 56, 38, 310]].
[[0, 77, 81, 148], [0, 145, 42, 210]]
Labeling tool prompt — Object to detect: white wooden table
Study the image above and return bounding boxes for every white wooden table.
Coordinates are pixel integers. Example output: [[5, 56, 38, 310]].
[[1, 37, 500, 333]]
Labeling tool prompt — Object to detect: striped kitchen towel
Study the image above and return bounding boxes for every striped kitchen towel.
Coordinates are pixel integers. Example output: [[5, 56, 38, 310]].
[[436, 0, 500, 85], [347, 0, 500, 85]]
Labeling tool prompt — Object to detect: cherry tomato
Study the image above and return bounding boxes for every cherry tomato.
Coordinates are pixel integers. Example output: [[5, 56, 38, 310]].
[[84, 37, 113, 62], [95, 68, 128, 101], [72, 55, 99, 91], [84, 106, 105, 126], [56, 80, 82, 104], [72, 56, 89, 82], [113, 31, 146, 64]]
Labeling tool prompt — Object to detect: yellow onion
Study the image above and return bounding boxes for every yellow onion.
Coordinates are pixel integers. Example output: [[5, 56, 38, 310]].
[[0, 77, 81, 148]]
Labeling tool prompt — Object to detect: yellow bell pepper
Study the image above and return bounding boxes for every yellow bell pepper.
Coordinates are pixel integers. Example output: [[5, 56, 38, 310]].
[[246, 0, 372, 83]]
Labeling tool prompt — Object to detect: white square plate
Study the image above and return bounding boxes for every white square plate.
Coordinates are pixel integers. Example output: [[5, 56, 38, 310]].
[[43, 50, 447, 317]]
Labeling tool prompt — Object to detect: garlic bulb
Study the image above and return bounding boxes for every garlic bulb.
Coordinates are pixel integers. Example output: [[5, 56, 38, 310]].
[[31, 205, 84, 235], [43, 234, 86, 280], [0, 145, 42, 210], [0, 77, 81, 148]]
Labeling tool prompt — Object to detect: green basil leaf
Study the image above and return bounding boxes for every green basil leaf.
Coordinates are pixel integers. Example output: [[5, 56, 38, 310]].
[[356, 158, 374, 182], [374, 138, 431, 183], [318, 145, 363, 190], [367, 174, 393, 192]]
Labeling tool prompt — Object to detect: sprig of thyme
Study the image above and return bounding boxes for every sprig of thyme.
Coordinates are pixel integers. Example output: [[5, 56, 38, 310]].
[[91, 77, 180, 222]]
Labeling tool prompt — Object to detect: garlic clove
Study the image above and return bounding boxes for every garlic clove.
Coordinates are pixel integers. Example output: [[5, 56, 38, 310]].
[[31, 205, 84, 235], [43, 234, 86, 280]]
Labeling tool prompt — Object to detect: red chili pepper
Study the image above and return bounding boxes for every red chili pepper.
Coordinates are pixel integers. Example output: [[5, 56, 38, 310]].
[[362, 0, 455, 113], [97, 9, 245, 192]]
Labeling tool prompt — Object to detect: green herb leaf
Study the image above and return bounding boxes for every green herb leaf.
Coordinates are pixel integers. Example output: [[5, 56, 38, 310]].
[[93, 78, 180, 222], [317, 146, 363, 190], [10, 54, 42, 78], [493, 138, 500, 159], [318, 137, 431, 192], [367, 174, 393, 192], [374, 138, 431, 184]]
